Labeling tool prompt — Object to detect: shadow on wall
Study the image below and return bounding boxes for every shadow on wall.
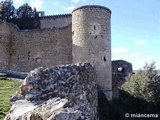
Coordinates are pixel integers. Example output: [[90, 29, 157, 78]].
[[110, 90, 160, 120], [112, 60, 133, 98], [98, 88, 160, 120], [112, 60, 133, 78]]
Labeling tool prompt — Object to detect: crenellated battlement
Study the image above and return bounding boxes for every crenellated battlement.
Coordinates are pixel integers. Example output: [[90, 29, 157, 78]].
[[39, 14, 72, 19], [39, 13, 72, 29]]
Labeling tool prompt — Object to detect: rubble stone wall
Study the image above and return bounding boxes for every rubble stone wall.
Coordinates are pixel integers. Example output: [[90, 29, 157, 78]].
[[112, 60, 133, 98], [6, 63, 98, 120]]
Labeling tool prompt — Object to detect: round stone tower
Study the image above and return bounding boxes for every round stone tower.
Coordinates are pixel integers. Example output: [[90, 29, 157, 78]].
[[72, 5, 112, 100]]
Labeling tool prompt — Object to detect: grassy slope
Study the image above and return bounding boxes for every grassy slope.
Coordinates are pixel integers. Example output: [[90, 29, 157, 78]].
[[0, 79, 21, 120]]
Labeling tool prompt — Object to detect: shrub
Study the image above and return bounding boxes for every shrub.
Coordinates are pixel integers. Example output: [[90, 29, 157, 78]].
[[121, 62, 160, 105]]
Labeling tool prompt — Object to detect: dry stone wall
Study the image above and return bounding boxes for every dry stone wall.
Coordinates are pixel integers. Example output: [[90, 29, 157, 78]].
[[5, 63, 98, 120]]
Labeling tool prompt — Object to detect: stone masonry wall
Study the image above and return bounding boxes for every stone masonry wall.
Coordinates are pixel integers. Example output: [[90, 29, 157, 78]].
[[0, 22, 14, 70], [112, 60, 133, 77], [0, 21, 72, 72], [6, 63, 98, 120], [39, 14, 72, 29], [0, 5, 112, 101], [72, 5, 112, 100], [112, 60, 133, 98]]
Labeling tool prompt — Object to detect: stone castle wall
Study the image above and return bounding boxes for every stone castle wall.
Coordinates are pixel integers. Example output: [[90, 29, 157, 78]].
[[0, 22, 12, 70], [0, 5, 112, 100], [72, 5, 112, 100], [0, 22, 72, 71], [112, 60, 133, 98], [39, 14, 72, 29]]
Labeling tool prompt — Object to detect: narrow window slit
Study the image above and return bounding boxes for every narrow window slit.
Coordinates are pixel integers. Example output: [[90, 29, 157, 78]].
[[103, 56, 106, 62], [94, 25, 96, 30]]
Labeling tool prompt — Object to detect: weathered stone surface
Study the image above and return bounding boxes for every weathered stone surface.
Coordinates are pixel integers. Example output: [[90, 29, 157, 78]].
[[0, 5, 112, 101], [5, 63, 98, 120], [6, 70, 28, 79], [112, 60, 133, 98], [0, 21, 72, 72], [40, 14, 72, 29], [0, 70, 28, 79], [72, 5, 112, 100], [112, 60, 133, 78]]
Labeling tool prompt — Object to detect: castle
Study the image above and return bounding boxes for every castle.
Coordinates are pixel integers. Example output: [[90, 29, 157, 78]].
[[0, 5, 112, 99]]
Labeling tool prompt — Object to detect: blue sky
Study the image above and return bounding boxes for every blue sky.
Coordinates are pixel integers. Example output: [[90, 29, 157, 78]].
[[6, 0, 160, 69]]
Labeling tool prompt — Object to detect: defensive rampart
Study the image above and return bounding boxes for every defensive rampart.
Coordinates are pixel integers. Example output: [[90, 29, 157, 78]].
[[0, 5, 113, 100], [0, 22, 72, 71], [39, 14, 72, 29]]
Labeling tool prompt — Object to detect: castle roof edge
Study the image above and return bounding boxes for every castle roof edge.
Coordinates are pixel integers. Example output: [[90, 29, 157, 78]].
[[72, 5, 111, 13], [0, 21, 71, 32], [15, 23, 72, 32], [112, 60, 132, 65], [39, 14, 72, 19]]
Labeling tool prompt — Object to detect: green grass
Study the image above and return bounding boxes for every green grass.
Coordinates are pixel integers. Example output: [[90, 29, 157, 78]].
[[0, 79, 21, 120]]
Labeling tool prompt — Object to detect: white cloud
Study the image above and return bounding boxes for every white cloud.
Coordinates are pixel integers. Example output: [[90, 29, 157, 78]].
[[71, 0, 80, 3], [112, 46, 129, 53], [140, 56, 156, 63], [82, 0, 86, 3], [14, 0, 24, 4], [130, 52, 142, 57], [71, 0, 86, 3], [64, 5, 75, 11], [31, 0, 43, 9], [134, 40, 148, 45], [112, 53, 160, 70], [53, 1, 58, 5], [54, 11, 59, 14], [112, 55, 128, 60], [131, 55, 157, 70]]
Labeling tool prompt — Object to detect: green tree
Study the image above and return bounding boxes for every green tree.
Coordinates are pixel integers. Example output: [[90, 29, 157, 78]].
[[121, 62, 160, 104], [0, 0, 15, 21], [0, 2, 40, 30], [10, 3, 40, 30], [16, 3, 37, 18]]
